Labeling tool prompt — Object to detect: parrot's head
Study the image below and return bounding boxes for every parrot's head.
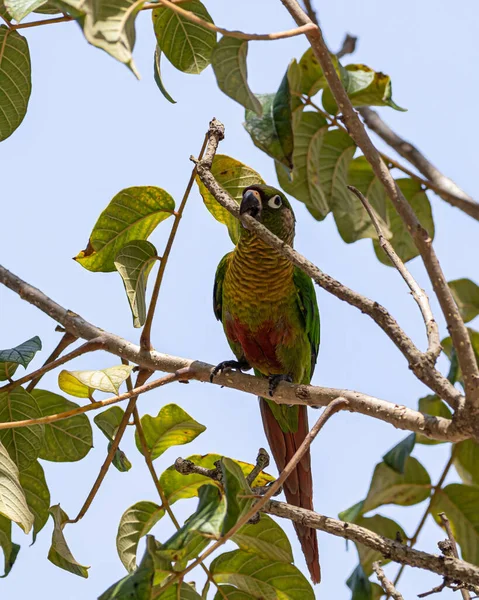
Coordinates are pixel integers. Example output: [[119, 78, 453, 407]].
[[239, 184, 295, 243]]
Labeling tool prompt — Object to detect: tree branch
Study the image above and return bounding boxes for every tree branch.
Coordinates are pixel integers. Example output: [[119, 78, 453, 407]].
[[373, 562, 404, 600], [0, 263, 470, 441], [194, 120, 460, 411], [279, 0, 479, 409], [358, 107, 479, 222], [348, 185, 441, 361], [439, 512, 471, 600]]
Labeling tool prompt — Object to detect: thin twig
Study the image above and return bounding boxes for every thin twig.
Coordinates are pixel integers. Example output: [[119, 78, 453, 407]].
[[246, 448, 270, 486], [140, 132, 208, 350], [302, 0, 319, 26], [348, 185, 441, 361], [153, 398, 348, 598], [26, 331, 77, 392], [0, 264, 469, 442], [373, 562, 404, 600], [439, 513, 471, 600], [358, 107, 479, 222], [68, 369, 152, 523], [194, 119, 461, 411], [1, 337, 105, 392], [280, 0, 479, 409], [0, 14, 13, 28]]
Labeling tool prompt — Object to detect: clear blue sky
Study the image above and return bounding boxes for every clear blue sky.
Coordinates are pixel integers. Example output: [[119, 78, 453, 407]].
[[1, 0, 477, 597]]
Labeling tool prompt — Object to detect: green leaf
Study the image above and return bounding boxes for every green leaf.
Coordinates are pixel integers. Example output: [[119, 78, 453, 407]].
[[373, 179, 434, 265], [116, 501, 164, 573], [0, 27, 31, 142], [220, 457, 253, 534], [362, 457, 431, 513], [0, 514, 20, 577], [442, 328, 479, 385], [153, 0, 216, 74], [355, 515, 407, 575], [213, 587, 255, 600], [4, 0, 46, 20], [196, 154, 264, 244], [347, 564, 374, 600], [0, 388, 44, 470], [48, 505, 89, 578], [58, 364, 133, 398], [231, 514, 293, 563], [114, 240, 158, 328], [0, 363, 18, 382], [33, 1, 60, 14], [210, 549, 315, 600], [50, 0, 141, 76], [74, 186, 175, 272], [416, 395, 452, 446], [0, 441, 33, 533], [323, 64, 406, 114], [0, 1, 12, 20], [19, 459, 50, 543], [275, 111, 330, 220], [382, 433, 416, 474], [244, 69, 294, 169], [101, 536, 160, 599], [0, 336, 41, 369], [135, 403, 206, 461], [454, 440, 479, 486], [298, 48, 339, 97], [154, 45, 176, 104], [430, 484, 479, 565], [338, 500, 365, 523], [160, 454, 275, 505], [448, 278, 479, 323], [32, 390, 93, 462], [157, 485, 226, 563], [212, 37, 261, 115], [94, 406, 131, 472], [154, 582, 202, 600]]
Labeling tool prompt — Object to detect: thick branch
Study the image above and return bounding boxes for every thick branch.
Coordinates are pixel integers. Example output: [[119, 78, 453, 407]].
[[358, 107, 479, 222], [348, 185, 441, 360], [264, 501, 479, 588], [194, 121, 460, 410], [0, 264, 470, 441], [280, 0, 479, 408]]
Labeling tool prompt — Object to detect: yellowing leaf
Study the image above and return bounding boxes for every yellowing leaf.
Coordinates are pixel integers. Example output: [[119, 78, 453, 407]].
[[58, 364, 133, 398], [74, 186, 175, 272], [135, 404, 206, 461], [0, 441, 34, 533], [196, 154, 264, 244]]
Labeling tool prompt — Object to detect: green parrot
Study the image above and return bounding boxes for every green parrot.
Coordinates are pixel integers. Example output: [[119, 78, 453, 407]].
[[212, 184, 321, 583]]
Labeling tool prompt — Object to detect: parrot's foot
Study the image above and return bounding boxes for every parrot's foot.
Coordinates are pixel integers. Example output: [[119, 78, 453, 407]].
[[268, 374, 293, 397], [210, 360, 251, 383]]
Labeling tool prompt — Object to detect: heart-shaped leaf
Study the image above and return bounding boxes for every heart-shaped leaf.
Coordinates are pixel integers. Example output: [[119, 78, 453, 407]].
[[153, 0, 216, 74], [210, 549, 315, 600], [0, 27, 31, 142], [0, 388, 44, 470], [48, 505, 89, 577], [362, 457, 431, 513], [74, 186, 175, 272], [58, 364, 133, 398], [135, 403, 206, 461], [0, 441, 33, 533], [448, 278, 479, 323], [116, 501, 164, 572], [212, 37, 262, 115], [232, 514, 293, 563], [32, 390, 92, 462], [196, 154, 264, 244], [0, 336, 41, 369], [114, 240, 158, 328], [19, 459, 50, 543]]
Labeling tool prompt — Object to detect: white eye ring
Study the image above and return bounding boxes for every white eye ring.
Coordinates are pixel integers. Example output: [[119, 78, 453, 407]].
[[268, 195, 282, 209]]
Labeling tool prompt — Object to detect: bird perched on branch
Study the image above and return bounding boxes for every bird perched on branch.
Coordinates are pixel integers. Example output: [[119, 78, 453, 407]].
[[211, 184, 321, 583]]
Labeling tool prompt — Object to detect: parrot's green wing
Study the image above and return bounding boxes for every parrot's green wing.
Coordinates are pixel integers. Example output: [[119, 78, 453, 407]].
[[213, 252, 232, 321], [293, 267, 320, 382]]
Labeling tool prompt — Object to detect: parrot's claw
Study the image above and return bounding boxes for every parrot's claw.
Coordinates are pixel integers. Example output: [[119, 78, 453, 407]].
[[268, 374, 293, 397], [210, 360, 250, 383]]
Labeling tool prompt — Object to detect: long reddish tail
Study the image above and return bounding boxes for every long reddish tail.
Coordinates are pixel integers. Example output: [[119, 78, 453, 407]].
[[260, 399, 321, 584]]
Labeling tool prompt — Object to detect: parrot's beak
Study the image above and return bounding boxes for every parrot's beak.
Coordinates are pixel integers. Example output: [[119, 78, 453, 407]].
[[240, 189, 262, 220]]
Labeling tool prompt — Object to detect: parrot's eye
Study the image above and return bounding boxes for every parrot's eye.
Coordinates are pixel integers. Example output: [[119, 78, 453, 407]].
[[268, 195, 282, 209]]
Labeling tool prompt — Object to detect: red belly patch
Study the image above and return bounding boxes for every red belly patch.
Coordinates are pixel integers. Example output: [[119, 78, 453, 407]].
[[225, 317, 291, 373]]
